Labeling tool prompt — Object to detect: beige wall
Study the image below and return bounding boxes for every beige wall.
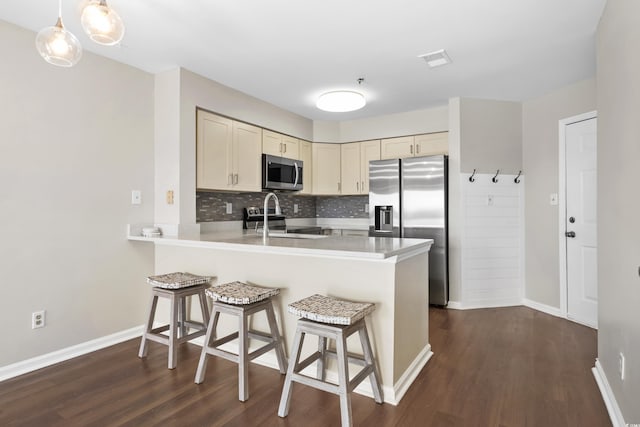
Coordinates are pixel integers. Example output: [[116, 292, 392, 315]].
[[597, 0, 640, 421], [0, 21, 155, 366], [522, 79, 596, 308], [460, 98, 522, 174]]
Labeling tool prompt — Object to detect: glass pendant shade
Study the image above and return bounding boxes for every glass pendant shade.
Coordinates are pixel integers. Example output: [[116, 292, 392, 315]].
[[316, 91, 366, 112], [35, 17, 83, 67], [81, 0, 125, 45]]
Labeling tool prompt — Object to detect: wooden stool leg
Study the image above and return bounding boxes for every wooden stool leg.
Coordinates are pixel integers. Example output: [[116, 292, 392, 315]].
[[358, 322, 383, 403], [238, 309, 250, 401], [198, 289, 210, 326], [179, 295, 188, 338], [278, 327, 305, 418], [168, 293, 179, 369], [138, 292, 159, 358], [265, 302, 287, 374], [317, 336, 328, 380], [335, 330, 353, 427], [195, 306, 218, 384]]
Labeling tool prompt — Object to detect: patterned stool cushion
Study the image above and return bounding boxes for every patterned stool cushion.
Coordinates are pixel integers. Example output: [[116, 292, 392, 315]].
[[147, 272, 211, 289], [206, 281, 280, 305], [288, 294, 375, 326]]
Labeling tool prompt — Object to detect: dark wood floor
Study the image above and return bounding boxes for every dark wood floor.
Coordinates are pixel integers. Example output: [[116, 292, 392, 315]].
[[0, 307, 610, 426]]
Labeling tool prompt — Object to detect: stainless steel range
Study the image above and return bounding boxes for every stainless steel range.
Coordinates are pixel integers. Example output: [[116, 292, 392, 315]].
[[242, 207, 323, 235]]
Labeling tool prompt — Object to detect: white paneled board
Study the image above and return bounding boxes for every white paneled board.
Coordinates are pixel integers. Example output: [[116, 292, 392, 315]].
[[460, 173, 524, 308]]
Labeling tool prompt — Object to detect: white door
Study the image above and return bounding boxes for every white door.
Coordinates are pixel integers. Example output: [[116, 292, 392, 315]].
[[565, 117, 597, 328]]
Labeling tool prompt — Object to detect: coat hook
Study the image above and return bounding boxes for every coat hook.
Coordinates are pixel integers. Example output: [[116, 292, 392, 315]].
[[514, 170, 522, 184], [469, 169, 476, 182], [492, 169, 500, 183]]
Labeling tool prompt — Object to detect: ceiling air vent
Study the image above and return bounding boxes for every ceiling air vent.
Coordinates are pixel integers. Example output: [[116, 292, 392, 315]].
[[418, 49, 452, 68]]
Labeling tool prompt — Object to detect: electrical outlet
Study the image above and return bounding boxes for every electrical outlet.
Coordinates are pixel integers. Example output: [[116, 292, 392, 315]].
[[131, 190, 142, 205], [32, 310, 46, 329], [365, 203, 369, 213], [619, 352, 626, 381], [226, 202, 232, 214], [294, 204, 299, 214]]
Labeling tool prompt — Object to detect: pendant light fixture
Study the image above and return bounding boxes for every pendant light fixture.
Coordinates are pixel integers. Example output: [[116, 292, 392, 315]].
[[316, 78, 367, 113], [35, 0, 82, 67], [81, 0, 125, 46]]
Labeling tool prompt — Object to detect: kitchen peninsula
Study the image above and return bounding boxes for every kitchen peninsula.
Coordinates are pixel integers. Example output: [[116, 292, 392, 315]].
[[129, 228, 433, 405]]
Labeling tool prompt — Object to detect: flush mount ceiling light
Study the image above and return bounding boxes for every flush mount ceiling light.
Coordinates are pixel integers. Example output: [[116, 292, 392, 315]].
[[35, 0, 82, 67], [418, 49, 452, 68], [316, 79, 367, 113], [81, 0, 125, 46]]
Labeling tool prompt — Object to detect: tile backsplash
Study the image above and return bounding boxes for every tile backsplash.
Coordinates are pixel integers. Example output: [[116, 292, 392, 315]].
[[196, 192, 369, 222]]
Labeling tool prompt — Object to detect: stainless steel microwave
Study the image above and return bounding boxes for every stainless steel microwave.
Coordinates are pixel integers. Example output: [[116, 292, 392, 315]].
[[262, 154, 303, 191]]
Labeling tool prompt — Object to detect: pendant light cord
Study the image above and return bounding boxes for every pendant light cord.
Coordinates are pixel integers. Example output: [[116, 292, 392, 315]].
[[58, 0, 62, 19]]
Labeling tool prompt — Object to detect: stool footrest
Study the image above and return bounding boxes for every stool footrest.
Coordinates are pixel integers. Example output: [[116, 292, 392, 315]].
[[291, 372, 340, 395]]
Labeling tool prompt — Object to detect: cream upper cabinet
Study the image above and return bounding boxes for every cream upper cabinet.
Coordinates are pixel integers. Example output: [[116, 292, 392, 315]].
[[360, 139, 381, 194], [414, 132, 448, 156], [298, 139, 313, 195], [312, 143, 341, 195], [340, 140, 380, 195], [380, 136, 415, 159], [381, 132, 448, 159], [196, 110, 261, 191], [262, 129, 299, 159], [340, 142, 361, 195]]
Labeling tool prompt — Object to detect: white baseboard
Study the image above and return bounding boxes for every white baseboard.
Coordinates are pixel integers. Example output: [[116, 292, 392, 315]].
[[522, 298, 563, 318], [0, 325, 144, 382], [390, 344, 433, 405], [446, 298, 522, 310], [592, 359, 626, 427]]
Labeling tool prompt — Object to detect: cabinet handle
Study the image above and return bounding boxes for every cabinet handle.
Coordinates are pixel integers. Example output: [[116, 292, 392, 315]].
[[410, 145, 414, 155], [356, 181, 359, 192], [283, 144, 287, 153], [234, 174, 239, 185], [416, 144, 420, 154], [362, 180, 365, 192]]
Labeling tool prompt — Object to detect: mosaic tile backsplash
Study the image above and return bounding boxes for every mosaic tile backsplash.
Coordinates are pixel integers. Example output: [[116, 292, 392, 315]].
[[196, 192, 369, 222]]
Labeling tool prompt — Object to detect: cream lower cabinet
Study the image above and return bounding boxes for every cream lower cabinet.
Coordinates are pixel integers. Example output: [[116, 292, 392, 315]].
[[312, 143, 341, 195], [381, 132, 448, 159], [197, 110, 262, 191], [340, 140, 380, 195], [298, 140, 313, 195], [262, 129, 299, 159]]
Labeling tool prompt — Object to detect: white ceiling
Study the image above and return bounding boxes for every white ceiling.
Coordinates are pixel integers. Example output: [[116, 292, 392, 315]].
[[0, 0, 606, 121]]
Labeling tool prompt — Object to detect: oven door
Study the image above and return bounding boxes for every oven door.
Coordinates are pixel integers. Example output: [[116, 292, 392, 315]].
[[262, 154, 303, 191]]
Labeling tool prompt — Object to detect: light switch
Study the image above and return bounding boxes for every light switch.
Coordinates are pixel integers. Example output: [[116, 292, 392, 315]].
[[166, 190, 174, 205], [226, 202, 232, 214], [294, 204, 299, 214], [550, 193, 558, 205], [131, 190, 142, 205], [365, 203, 369, 213]]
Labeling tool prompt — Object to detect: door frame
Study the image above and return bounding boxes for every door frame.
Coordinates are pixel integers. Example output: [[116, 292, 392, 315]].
[[558, 110, 597, 319]]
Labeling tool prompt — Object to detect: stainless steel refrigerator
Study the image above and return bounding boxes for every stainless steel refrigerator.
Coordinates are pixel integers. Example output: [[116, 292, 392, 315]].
[[368, 155, 449, 306]]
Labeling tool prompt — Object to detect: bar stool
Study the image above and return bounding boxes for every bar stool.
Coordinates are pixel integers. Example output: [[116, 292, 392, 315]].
[[194, 281, 288, 402], [278, 294, 383, 427], [138, 272, 211, 369]]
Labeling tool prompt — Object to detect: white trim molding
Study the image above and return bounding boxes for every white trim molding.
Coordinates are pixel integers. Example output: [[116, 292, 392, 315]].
[[592, 359, 626, 427], [522, 298, 563, 318], [0, 326, 144, 382]]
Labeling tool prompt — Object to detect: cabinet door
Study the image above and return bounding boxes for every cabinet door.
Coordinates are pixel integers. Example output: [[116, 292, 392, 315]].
[[262, 129, 283, 157], [312, 143, 341, 195], [232, 122, 262, 192], [415, 132, 448, 156], [381, 136, 415, 159], [360, 139, 380, 194], [196, 110, 233, 190], [282, 135, 299, 160], [298, 140, 313, 195], [340, 142, 361, 195]]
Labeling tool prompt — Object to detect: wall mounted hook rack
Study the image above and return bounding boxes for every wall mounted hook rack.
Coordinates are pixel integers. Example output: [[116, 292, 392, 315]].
[[492, 169, 500, 183]]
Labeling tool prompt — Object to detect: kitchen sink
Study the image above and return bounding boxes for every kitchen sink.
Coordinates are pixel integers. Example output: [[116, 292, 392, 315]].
[[267, 232, 327, 239]]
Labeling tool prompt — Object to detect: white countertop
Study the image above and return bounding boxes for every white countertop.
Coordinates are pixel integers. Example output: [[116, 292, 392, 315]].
[[128, 226, 432, 261]]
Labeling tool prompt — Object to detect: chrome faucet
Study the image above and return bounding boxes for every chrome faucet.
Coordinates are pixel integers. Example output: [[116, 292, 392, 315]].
[[263, 192, 281, 243]]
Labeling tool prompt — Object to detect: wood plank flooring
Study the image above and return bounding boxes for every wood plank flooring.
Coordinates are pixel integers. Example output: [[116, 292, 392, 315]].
[[0, 307, 611, 426]]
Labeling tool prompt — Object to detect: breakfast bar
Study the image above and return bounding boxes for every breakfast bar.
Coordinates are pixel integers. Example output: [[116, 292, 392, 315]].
[[130, 229, 433, 405]]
